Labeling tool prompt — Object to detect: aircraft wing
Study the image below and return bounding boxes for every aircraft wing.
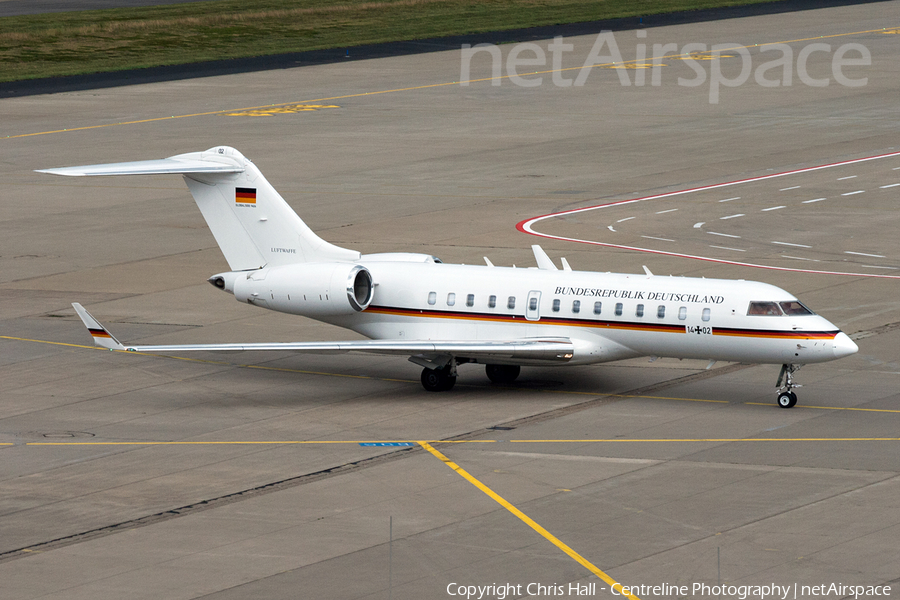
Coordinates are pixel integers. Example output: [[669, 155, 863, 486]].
[[72, 303, 574, 363]]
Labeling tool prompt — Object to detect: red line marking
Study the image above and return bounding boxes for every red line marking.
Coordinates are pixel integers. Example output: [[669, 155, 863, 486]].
[[516, 151, 900, 279]]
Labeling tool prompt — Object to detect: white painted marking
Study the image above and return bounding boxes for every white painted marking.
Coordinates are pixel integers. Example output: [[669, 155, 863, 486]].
[[781, 255, 820, 262], [693, 222, 705, 229], [708, 231, 741, 238], [837, 175, 857, 180], [617, 216, 636, 223], [761, 206, 786, 212], [861, 265, 899, 270], [607, 225, 616, 232], [772, 241, 812, 248], [802, 198, 826, 203], [841, 190, 865, 196], [845, 251, 886, 258], [880, 183, 900, 189], [641, 236, 675, 242], [720, 214, 744, 220], [719, 197, 740, 203], [710, 245, 746, 252], [779, 185, 801, 191], [655, 208, 678, 214], [893, 166, 900, 170], [517, 149, 900, 281]]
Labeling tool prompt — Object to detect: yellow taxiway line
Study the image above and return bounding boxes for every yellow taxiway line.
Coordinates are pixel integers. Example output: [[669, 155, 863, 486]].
[[419, 441, 641, 600], [22, 437, 900, 446], [4, 26, 896, 141]]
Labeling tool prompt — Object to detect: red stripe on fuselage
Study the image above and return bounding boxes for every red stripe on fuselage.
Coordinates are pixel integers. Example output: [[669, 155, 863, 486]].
[[364, 305, 838, 340]]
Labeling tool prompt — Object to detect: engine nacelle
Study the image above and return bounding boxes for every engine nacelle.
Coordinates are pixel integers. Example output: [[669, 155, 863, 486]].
[[222, 263, 373, 316]]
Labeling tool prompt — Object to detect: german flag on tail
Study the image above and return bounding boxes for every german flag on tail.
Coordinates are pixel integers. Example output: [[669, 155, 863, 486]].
[[235, 187, 257, 205]]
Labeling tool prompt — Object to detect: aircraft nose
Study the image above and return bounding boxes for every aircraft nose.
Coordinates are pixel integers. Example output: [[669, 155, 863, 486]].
[[832, 332, 858, 359]]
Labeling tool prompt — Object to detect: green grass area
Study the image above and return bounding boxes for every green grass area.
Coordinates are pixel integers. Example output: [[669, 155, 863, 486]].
[[0, 0, 780, 83]]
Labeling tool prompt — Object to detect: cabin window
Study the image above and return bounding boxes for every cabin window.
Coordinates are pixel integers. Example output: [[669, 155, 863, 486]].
[[702, 308, 711, 322], [615, 303, 623, 316], [427, 292, 436, 305], [593, 301, 602, 315], [466, 294, 475, 307], [488, 295, 497, 308], [678, 306, 687, 320], [507, 296, 516, 310], [552, 299, 560, 312], [635, 304, 644, 318], [747, 301, 782, 316], [572, 300, 581, 314], [529, 297, 538, 311], [779, 301, 815, 315], [657, 305, 666, 319], [447, 293, 456, 306]]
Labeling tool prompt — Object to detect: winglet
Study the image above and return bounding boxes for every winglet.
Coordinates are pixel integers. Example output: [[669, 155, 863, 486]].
[[531, 245, 558, 271], [72, 303, 125, 350]]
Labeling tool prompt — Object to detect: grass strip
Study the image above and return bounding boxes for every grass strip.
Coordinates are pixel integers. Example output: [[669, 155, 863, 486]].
[[0, 0, 780, 83]]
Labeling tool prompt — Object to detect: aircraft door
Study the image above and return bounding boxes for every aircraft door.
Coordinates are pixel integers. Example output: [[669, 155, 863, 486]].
[[526, 290, 542, 321]]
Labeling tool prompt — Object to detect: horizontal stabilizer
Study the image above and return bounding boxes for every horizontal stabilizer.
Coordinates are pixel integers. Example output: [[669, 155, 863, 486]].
[[40, 147, 359, 269], [37, 157, 244, 177]]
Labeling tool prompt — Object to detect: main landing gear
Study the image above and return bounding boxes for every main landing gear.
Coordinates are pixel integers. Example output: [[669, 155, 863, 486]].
[[485, 364, 521, 385], [419, 362, 522, 391], [775, 364, 802, 408], [421, 364, 456, 392]]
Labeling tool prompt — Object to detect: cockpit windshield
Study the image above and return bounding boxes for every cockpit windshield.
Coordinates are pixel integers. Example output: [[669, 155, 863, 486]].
[[779, 300, 815, 315], [747, 300, 816, 316], [747, 301, 782, 316]]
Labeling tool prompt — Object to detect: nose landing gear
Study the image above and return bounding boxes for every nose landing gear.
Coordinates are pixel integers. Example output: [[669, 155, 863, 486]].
[[776, 364, 803, 408]]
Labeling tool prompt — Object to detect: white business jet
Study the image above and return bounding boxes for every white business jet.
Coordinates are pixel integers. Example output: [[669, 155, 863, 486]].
[[40, 147, 858, 408]]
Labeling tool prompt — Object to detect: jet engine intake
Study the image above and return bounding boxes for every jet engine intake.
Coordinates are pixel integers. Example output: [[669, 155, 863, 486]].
[[232, 263, 374, 316]]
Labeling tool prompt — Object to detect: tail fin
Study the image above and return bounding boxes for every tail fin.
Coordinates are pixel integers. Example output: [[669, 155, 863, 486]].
[[39, 146, 359, 271]]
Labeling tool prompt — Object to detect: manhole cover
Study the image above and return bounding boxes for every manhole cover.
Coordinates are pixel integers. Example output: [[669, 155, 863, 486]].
[[41, 431, 95, 439]]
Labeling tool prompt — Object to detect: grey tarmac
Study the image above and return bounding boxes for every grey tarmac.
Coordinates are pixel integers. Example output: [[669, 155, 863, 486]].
[[1, 3, 899, 599]]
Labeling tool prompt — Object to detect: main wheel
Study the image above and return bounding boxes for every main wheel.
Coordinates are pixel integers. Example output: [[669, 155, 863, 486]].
[[485, 364, 521, 384], [776, 391, 797, 409], [421, 366, 456, 392]]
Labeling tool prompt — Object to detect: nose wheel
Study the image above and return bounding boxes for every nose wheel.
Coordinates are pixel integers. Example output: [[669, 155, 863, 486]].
[[777, 390, 798, 409], [775, 364, 802, 408]]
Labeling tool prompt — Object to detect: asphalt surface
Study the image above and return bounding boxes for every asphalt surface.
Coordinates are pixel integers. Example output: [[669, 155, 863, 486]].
[[1, 2, 900, 599]]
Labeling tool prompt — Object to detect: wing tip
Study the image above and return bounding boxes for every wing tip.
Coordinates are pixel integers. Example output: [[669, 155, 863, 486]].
[[72, 303, 125, 350]]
